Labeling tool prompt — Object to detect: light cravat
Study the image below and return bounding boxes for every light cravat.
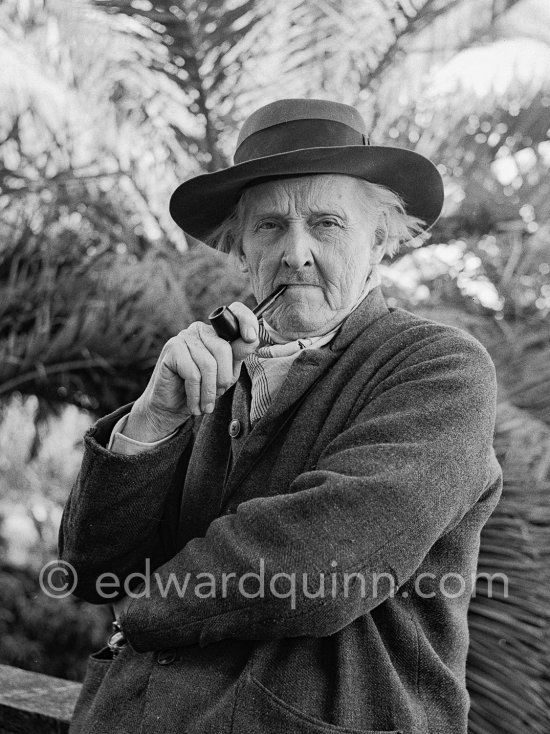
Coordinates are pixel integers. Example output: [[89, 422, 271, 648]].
[[244, 268, 381, 424]]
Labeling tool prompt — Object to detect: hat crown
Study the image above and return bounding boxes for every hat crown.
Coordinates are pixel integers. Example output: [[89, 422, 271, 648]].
[[237, 98, 367, 147], [234, 98, 369, 165]]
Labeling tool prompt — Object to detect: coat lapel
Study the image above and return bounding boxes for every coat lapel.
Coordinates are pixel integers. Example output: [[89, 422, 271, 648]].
[[222, 286, 390, 498]]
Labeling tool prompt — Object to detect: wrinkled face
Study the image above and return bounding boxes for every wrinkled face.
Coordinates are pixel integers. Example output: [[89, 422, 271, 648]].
[[240, 174, 386, 338]]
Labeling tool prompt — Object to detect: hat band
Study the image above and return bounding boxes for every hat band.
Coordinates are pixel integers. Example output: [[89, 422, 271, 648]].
[[234, 119, 369, 164]]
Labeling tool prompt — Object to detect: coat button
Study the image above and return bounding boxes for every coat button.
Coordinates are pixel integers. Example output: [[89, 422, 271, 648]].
[[228, 419, 241, 438], [157, 648, 177, 665]]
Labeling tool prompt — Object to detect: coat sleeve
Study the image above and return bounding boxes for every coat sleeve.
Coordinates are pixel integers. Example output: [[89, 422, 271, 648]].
[[120, 333, 501, 651], [58, 403, 195, 603]]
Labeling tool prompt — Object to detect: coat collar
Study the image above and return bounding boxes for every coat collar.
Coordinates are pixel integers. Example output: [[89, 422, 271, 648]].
[[330, 284, 389, 352]]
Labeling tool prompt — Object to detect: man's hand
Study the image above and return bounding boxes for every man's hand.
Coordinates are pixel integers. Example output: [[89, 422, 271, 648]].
[[124, 302, 259, 442]]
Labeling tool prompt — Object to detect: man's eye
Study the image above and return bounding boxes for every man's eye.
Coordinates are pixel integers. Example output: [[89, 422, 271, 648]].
[[256, 221, 278, 231], [316, 219, 340, 228]]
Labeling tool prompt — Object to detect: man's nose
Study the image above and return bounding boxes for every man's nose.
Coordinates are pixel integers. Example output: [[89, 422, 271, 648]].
[[281, 224, 314, 270]]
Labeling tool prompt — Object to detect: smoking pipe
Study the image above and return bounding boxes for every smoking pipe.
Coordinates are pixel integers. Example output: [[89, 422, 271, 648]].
[[208, 285, 287, 342]]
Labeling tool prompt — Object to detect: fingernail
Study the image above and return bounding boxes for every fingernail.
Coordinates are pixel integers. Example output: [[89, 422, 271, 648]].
[[245, 327, 257, 341], [204, 403, 214, 414], [216, 388, 225, 396]]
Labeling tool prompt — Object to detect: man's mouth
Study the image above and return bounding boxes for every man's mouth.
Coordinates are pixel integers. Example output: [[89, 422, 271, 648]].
[[278, 282, 320, 288]]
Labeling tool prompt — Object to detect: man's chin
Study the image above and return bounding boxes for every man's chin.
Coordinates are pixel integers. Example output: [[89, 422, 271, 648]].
[[271, 312, 336, 340]]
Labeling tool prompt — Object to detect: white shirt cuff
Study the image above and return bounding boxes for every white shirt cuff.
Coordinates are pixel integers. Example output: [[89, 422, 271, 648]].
[[107, 413, 179, 456]]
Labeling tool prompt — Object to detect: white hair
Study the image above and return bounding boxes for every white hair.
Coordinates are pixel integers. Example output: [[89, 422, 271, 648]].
[[206, 175, 425, 261]]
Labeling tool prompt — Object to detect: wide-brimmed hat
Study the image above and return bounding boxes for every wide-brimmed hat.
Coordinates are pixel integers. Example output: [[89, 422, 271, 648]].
[[169, 98, 444, 243]]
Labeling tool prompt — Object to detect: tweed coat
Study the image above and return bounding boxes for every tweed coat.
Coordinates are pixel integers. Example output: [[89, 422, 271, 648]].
[[59, 286, 503, 734]]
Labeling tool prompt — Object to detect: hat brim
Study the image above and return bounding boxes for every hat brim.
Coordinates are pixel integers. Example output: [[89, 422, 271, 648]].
[[169, 146, 444, 243]]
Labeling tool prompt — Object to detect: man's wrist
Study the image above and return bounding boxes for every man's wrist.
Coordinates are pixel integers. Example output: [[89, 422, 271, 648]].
[[123, 405, 188, 443]]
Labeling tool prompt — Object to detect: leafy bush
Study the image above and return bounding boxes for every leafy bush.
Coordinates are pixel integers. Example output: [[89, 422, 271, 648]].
[[0, 563, 111, 681]]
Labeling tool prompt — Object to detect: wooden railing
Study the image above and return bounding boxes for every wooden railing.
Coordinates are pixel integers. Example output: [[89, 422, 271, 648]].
[[0, 664, 81, 733]]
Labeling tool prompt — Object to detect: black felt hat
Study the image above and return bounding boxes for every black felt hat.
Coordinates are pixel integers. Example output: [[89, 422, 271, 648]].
[[169, 98, 444, 243]]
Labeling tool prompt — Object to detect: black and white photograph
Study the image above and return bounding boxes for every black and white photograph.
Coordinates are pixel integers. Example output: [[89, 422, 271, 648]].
[[0, 1, 549, 732]]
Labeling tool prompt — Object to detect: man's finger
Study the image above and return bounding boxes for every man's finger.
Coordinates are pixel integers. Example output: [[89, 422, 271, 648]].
[[184, 331, 219, 413], [164, 336, 202, 415], [227, 301, 259, 343], [225, 301, 260, 363], [195, 322, 235, 392]]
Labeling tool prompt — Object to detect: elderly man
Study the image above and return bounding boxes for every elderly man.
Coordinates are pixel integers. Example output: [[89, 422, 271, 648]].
[[60, 99, 502, 734]]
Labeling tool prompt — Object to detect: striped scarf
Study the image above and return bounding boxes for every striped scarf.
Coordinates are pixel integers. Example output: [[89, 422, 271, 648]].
[[244, 268, 381, 424]]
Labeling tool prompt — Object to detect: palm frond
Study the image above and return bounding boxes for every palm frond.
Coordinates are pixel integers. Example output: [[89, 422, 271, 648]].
[[0, 0, 198, 245], [467, 402, 550, 733]]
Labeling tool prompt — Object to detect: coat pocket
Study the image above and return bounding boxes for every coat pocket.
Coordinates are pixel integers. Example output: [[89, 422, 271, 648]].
[[70, 646, 113, 733], [232, 672, 402, 734]]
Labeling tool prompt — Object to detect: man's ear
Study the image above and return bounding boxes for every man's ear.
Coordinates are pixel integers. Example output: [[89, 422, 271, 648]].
[[372, 238, 386, 264], [372, 214, 389, 264], [237, 251, 249, 273], [228, 238, 248, 272]]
